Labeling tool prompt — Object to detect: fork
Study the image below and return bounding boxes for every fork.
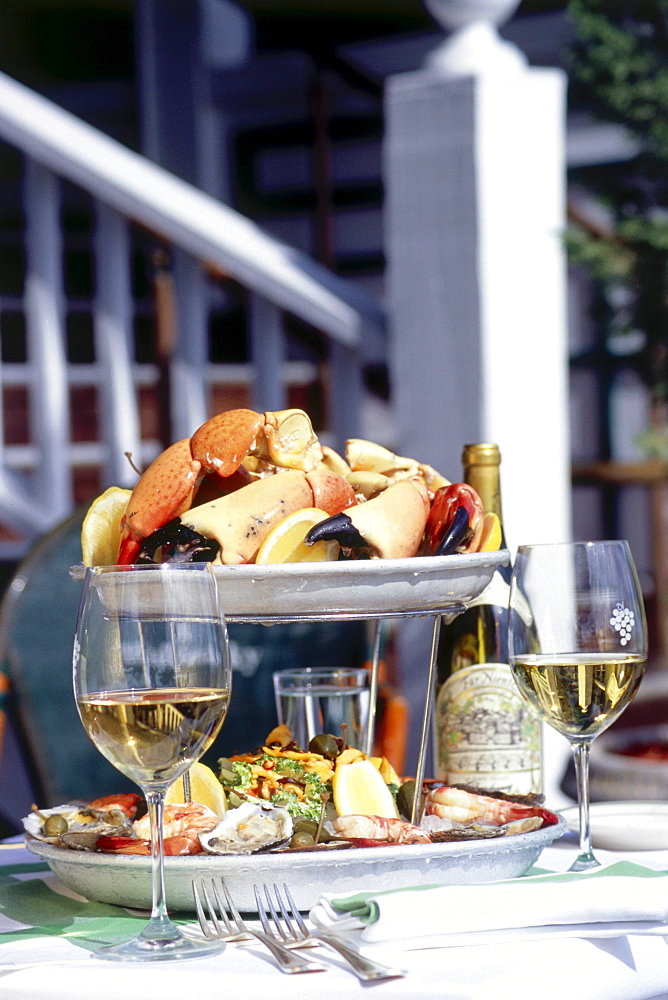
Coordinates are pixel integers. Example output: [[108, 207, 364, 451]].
[[192, 878, 325, 975], [254, 882, 406, 982]]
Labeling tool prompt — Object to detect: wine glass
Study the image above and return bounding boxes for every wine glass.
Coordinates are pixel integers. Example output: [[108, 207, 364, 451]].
[[508, 541, 647, 871], [73, 562, 231, 961]]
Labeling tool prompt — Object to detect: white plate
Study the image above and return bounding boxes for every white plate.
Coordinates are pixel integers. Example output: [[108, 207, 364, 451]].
[[26, 816, 566, 912], [560, 802, 668, 851], [71, 550, 509, 621]]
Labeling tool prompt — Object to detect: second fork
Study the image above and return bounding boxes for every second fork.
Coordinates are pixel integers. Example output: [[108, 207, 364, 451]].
[[254, 882, 406, 982], [193, 878, 325, 975]]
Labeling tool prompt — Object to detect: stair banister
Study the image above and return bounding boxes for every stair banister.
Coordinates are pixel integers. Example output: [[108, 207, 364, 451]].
[[0, 70, 384, 347]]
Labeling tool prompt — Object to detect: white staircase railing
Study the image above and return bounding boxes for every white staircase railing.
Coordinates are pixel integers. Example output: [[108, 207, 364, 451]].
[[0, 70, 385, 557]]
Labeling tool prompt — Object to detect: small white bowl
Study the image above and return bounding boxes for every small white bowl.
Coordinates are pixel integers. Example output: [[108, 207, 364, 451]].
[[561, 801, 668, 852]]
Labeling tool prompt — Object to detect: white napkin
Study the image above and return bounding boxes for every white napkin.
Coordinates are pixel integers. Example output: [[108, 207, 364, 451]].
[[309, 861, 668, 947]]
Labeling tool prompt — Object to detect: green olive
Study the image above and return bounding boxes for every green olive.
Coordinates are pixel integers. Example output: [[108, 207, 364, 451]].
[[290, 831, 315, 849], [43, 814, 68, 837], [396, 779, 417, 821], [308, 734, 340, 759], [293, 818, 318, 838]]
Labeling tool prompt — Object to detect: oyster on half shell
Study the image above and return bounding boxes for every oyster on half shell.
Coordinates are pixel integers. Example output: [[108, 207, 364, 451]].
[[22, 804, 133, 848], [199, 802, 292, 855]]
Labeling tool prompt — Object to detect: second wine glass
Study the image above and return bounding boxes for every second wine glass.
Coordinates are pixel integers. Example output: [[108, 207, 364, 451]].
[[508, 541, 647, 871], [74, 562, 232, 961]]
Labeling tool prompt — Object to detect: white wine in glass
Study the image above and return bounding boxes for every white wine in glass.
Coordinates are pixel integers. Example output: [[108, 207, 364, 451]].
[[508, 541, 647, 871], [74, 562, 231, 961]]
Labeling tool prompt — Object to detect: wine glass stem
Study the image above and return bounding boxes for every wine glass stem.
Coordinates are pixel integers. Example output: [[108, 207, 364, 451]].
[[571, 739, 599, 872], [140, 789, 181, 944]]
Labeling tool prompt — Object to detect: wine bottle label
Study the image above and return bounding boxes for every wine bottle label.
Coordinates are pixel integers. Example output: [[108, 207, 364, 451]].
[[434, 663, 542, 795]]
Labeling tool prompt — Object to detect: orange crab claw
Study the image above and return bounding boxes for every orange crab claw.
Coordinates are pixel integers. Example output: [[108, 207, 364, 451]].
[[423, 483, 484, 556], [305, 468, 357, 515], [190, 408, 265, 478], [117, 439, 202, 564]]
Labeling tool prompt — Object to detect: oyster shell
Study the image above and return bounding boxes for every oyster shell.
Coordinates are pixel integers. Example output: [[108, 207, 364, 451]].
[[199, 802, 292, 855], [22, 804, 133, 847]]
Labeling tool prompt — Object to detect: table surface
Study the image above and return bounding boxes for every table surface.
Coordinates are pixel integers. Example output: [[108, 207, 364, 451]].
[[2, 831, 668, 1000]]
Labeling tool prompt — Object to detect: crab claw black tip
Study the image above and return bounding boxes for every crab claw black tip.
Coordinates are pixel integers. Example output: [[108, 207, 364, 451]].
[[435, 504, 471, 556], [304, 512, 367, 549], [138, 518, 220, 564]]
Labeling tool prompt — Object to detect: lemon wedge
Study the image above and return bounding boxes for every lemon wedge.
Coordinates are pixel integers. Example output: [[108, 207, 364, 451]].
[[81, 487, 131, 566], [165, 762, 227, 817], [332, 759, 399, 819], [255, 507, 339, 564], [478, 512, 502, 552], [377, 756, 401, 786]]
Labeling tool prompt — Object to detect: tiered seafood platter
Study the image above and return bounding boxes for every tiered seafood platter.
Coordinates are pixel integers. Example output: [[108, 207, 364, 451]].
[[52, 409, 564, 911]]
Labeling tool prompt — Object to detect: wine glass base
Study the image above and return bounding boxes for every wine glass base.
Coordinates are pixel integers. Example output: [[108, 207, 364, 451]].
[[568, 854, 601, 873], [95, 930, 225, 963]]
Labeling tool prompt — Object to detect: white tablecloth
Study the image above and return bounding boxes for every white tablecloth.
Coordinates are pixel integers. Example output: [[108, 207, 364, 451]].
[[2, 836, 668, 1000]]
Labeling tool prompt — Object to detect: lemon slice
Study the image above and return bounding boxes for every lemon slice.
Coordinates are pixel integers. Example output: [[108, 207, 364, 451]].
[[165, 762, 227, 817], [81, 487, 131, 566], [255, 507, 339, 564], [479, 512, 502, 552], [332, 759, 399, 819]]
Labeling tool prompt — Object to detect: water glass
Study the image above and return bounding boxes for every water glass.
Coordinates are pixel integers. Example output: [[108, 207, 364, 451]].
[[273, 666, 370, 750]]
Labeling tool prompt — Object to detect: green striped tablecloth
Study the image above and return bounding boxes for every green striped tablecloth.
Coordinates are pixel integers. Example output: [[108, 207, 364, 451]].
[[0, 860, 191, 953]]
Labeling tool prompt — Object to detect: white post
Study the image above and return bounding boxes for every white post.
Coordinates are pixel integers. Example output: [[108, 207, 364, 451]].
[[384, 0, 572, 774], [385, 0, 571, 552], [23, 161, 72, 521], [93, 202, 143, 487]]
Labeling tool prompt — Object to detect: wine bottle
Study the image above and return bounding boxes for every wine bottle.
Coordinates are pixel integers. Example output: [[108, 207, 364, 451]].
[[433, 444, 542, 795]]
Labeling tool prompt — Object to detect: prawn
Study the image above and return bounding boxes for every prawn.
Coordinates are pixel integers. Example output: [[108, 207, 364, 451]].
[[96, 802, 220, 856], [88, 793, 141, 819], [333, 814, 431, 845], [425, 786, 557, 827]]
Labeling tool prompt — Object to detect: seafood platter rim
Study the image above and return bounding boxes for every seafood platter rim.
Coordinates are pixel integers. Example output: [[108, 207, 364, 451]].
[[25, 815, 567, 913], [69, 549, 510, 622]]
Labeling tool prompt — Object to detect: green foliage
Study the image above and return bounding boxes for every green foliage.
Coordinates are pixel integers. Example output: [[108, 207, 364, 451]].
[[568, 0, 668, 157], [566, 0, 668, 403]]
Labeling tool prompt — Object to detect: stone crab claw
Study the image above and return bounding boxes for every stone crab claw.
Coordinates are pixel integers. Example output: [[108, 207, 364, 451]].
[[117, 407, 325, 564], [137, 468, 355, 565], [304, 479, 430, 559], [117, 438, 203, 565], [423, 483, 484, 556], [345, 439, 449, 495], [191, 407, 323, 478]]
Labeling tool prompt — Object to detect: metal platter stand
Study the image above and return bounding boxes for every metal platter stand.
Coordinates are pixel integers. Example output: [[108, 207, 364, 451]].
[[219, 549, 510, 825]]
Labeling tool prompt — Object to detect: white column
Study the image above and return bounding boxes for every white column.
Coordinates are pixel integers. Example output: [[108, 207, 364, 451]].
[[384, 0, 572, 773], [385, 0, 571, 552]]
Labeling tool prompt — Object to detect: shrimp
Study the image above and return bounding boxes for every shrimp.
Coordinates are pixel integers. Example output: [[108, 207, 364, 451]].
[[88, 793, 141, 819], [333, 814, 432, 845], [425, 786, 557, 827], [96, 802, 220, 856]]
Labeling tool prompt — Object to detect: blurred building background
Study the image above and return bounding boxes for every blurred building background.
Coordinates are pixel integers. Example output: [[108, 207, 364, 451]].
[[0, 0, 665, 819]]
